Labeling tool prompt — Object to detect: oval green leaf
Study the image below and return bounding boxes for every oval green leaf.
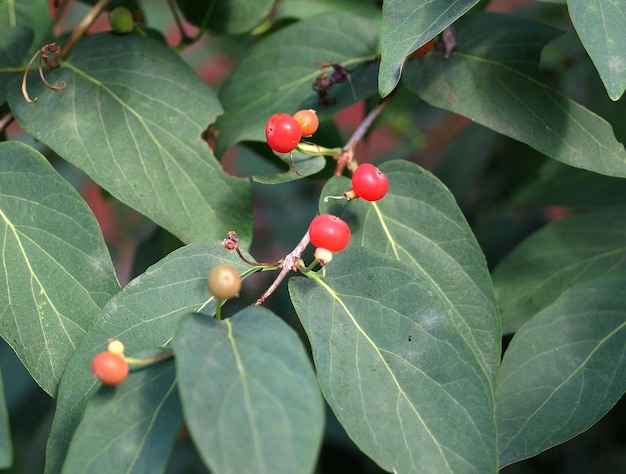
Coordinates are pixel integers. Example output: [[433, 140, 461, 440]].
[[496, 274, 626, 467], [379, 0, 479, 97], [43, 242, 253, 474], [403, 12, 626, 178], [9, 32, 252, 247], [290, 247, 497, 473], [0, 141, 120, 397], [63, 360, 181, 473], [492, 205, 626, 334], [252, 151, 326, 184], [320, 160, 500, 387], [174, 306, 324, 474], [568, 0, 626, 100], [215, 12, 380, 156]]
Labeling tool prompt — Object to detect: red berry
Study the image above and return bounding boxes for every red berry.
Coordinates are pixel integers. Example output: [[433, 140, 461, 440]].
[[92, 351, 129, 386], [207, 264, 241, 300], [351, 163, 389, 201], [293, 109, 319, 136], [309, 214, 350, 252], [411, 39, 435, 58], [265, 113, 302, 153]]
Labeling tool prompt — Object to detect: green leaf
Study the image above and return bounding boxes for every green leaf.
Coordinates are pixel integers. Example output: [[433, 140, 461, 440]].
[[174, 306, 324, 474], [0, 25, 33, 65], [289, 248, 497, 473], [403, 12, 626, 178], [63, 359, 181, 473], [9, 32, 253, 247], [320, 160, 501, 387], [492, 205, 626, 334], [378, 0, 479, 97], [0, 0, 53, 59], [43, 242, 253, 474], [274, 0, 381, 23], [0, 26, 33, 102], [176, 0, 274, 34], [496, 274, 626, 467], [0, 368, 12, 469], [0, 141, 120, 397], [568, 0, 626, 100], [215, 12, 380, 156], [252, 150, 326, 184], [514, 160, 626, 206]]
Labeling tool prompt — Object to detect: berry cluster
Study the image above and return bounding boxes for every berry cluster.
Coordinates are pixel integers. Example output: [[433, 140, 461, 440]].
[[265, 109, 319, 154], [264, 111, 389, 264], [309, 163, 389, 263]]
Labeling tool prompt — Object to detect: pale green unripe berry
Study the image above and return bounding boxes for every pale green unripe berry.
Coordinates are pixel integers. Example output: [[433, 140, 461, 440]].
[[314, 247, 333, 265], [110, 7, 134, 34]]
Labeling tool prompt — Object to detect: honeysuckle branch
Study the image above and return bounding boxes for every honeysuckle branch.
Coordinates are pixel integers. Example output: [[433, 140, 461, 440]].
[[333, 96, 390, 176], [253, 97, 392, 305], [60, 0, 111, 59], [253, 231, 310, 306]]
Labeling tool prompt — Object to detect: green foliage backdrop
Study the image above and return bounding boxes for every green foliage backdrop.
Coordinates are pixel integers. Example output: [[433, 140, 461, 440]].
[[0, 0, 624, 473]]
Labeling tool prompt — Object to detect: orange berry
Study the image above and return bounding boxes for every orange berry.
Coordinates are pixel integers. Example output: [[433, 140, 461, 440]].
[[293, 109, 319, 137], [92, 351, 129, 386]]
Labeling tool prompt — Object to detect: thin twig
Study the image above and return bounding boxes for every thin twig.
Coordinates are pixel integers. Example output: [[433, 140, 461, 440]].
[[167, 0, 193, 45], [333, 96, 390, 175], [0, 112, 13, 134], [60, 0, 111, 59], [253, 231, 310, 306], [21, 49, 43, 103]]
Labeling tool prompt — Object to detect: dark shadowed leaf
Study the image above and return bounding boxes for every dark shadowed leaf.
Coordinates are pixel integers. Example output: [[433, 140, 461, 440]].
[[379, 0, 478, 97], [0, 0, 52, 58], [274, 0, 381, 23], [44, 242, 254, 474], [174, 306, 323, 474], [9, 32, 252, 247], [568, 0, 626, 100], [496, 274, 626, 467], [0, 141, 120, 397], [404, 12, 626, 178], [493, 205, 626, 334], [0, 370, 11, 469], [63, 360, 181, 473], [290, 247, 497, 473], [514, 160, 626, 206], [0, 26, 33, 102], [176, 0, 274, 34], [215, 12, 379, 156]]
